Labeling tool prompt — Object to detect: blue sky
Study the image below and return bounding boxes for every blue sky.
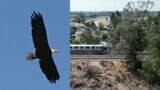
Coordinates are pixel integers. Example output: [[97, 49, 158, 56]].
[[71, 0, 160, 11], [0, 0, 70, 90]]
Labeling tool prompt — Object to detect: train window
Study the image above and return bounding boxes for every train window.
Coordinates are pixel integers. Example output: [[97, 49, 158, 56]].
[[100, 47, 103, 50], [86, 46, 90, 50], [74, 46, 79, 50], [70, 46, 73, 49], [103, 47, 107, 50], [91, 46, 95, 49], [96, 46, 100, 50], [80, 46, 84, 50]]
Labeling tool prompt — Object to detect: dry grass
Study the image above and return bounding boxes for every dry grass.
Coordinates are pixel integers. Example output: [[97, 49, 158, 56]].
[[71, 60, 149, 90]]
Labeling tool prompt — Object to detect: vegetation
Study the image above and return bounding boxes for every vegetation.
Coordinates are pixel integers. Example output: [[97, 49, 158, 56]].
[[110, 11, 121, 28], [71, 60, 147, 89], [109, 0, 160, 85], [109, 1, 154, 72], [85, 21, 97, 30], [71, 0, 160, 86], [102, 33, 108, 41], [98, 23, 105, 30], [77, 14, 86, 24], [71, 13, 103, 44], [142, 11, 160, 85], [70, 26, 78, 44], [80, 28, 100, 44], [71, 11, 113, 18]]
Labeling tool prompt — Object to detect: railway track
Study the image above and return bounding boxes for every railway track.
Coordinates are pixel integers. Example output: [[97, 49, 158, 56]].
[[71, 54, 126, 60], [71, 54, 147, 60]]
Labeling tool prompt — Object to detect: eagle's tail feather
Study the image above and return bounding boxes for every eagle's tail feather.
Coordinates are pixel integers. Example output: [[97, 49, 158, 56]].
[[26, 52, 37, 60]]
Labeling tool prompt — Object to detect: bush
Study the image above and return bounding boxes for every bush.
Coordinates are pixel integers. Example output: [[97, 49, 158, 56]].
[[142, 59, 160, 85]]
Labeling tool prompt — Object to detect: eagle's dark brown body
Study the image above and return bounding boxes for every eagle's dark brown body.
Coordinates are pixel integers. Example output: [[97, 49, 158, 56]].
[[29, 12, 60, 83]]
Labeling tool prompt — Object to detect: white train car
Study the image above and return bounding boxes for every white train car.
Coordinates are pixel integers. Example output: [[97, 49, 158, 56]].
[[70, 44, 108, 54]]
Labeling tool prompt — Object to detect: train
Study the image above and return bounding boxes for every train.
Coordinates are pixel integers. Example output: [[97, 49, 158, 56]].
[[70, 44, 109, 54]]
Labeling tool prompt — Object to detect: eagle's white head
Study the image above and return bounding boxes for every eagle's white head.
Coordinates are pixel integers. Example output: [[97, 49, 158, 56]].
[[27, 48, 58, 60]]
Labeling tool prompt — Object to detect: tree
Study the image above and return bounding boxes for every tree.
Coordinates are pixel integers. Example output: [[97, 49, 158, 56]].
[[109, 0, 153, 71], [101, 33, 108, 42], [80, 28, 99, 44], [142, 11, 160, 85], [71, 26, 77, 35], [70, 26, 78, 44], [85, 21, 97, 30], [110, 12, 117, 28], [110, 11, 121, 28], [71, 39, 81, 44], [77, 14, 86, 24], [98, 23, 104, 30], [90, 21, 97, 30]]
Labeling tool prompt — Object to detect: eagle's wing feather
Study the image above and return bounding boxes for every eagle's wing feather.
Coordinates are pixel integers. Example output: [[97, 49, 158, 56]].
[[31, 11, 60, 83], [31, 11, 50, 50], [39, 56, 60, 83]]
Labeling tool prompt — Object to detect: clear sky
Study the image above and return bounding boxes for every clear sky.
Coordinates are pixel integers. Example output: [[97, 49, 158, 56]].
[[71, 0, 160, 11], [0, 0, 69, 90]]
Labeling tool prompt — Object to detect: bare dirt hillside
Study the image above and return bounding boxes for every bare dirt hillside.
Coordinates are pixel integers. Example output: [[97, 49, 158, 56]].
[[71, 60, 153, 90]]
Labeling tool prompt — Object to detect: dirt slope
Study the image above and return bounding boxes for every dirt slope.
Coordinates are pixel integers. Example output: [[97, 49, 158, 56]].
[[71, 60, 152, 90]]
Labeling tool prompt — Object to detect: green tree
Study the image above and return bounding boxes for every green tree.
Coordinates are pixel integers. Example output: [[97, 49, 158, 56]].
[[80, 28, 99, 44], [71, 39, 81, 44], [90, 21, 97, 30], [142, 11, 160, 85], [109, 0, 153, 71], [71, 26, 77, 35], [85, 21, 97, 30], [70, 26, 77, 44], [77, 14, 86, 24], [110, 11, 121, 28], [98, 23, 104, 30], [102, 33, 108, 41], [110, 13, 117, 28]]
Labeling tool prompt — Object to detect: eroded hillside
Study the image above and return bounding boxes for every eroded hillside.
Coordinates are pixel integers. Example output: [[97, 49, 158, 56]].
[[71, 60, 155, 90]]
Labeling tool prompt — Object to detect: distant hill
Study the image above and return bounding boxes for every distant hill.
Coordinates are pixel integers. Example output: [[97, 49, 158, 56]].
[[70, 11, 159, 18], [70, 11, 114, 18]]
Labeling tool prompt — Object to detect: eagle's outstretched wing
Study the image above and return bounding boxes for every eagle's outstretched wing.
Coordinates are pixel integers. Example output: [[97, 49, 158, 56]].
[[30, 11, 60, 83]]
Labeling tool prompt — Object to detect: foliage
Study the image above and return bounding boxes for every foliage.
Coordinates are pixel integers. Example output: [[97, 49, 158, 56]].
[[142, 11, 160, 85], [98, 23, 105, 30], [71, 26, 77, 35], [85, 21, 97, 30], [70, 26, 78, 44], [76, 14, 86, 24], [71, 39, 81, 44], [102, 33, 108, 41], [80, 28, 100, 44], [109, 0, 154, 71], [110, 11, 121, 28]]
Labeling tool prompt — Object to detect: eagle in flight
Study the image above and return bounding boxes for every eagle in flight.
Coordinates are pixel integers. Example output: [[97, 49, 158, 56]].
[[27, 11, 60, 83]]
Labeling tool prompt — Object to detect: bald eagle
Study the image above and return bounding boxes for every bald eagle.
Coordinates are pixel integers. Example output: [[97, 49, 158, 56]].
[[27, 11, 60, 83]]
